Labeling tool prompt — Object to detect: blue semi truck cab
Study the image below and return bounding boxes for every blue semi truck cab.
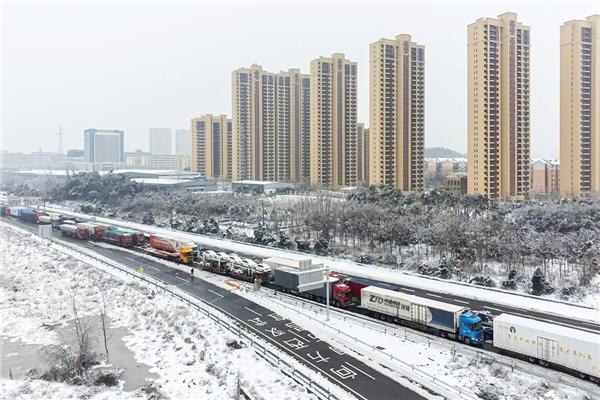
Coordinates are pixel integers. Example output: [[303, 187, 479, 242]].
[[458, 310, 484, 345]]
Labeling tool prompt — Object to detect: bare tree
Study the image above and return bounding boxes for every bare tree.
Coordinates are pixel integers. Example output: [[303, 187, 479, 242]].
[[98, 285, 112, 361]]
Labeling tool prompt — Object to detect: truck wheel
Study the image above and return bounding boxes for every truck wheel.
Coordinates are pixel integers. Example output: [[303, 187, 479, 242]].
[[439, 331, 447, 339], [463, 337, 471, 345], [589, 375, 598, 383], [539, 360, 549, 367], [579, 372, 587, 380], [527, 356, 536, 363]]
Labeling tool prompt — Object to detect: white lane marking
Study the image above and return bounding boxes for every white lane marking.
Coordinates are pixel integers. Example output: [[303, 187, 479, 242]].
[[398, 287, 415, 292], [287, 329, 308, 341], [175, 276, 188, 283], [426, 293, 444, 299], [244, 306, 262, 317], [147, 265, 160, 271], [208, 289, 224, 298], [125, 256, 137, 262], [483, 306, 504, 312], [452, 299, 470, 305], [344, 362, 376, 380]]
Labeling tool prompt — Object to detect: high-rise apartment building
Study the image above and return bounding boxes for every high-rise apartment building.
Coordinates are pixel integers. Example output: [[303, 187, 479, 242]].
[[531, 159, 560, 195], [175, 129, 192, 157], [369, 34, 425, 191], [357, 123, 369, 184], [231, 65, 310, 182], [191, 115, 232, 179], [560, 15, 600, 198], [467, 12, 531, 200], [84, 129, 124, 163], [310, 53, 358, 187], [149, 128, 172, 155]]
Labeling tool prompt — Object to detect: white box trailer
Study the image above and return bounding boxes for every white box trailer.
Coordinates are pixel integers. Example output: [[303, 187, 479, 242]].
[[360, 286, 466, 333], [263, 257, 313, 271], [493, 314, 600, 379]]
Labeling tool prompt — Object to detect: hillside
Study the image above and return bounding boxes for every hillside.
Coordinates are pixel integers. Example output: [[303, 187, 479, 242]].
[[425, 147, 465, 158]]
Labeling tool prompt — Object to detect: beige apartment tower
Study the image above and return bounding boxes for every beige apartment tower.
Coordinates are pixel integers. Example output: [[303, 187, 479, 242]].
[[560, 15, 600, 198], [369, 34, 425, 191], [310, 53, 358, 187], [357, 123, 369, 184], [191, 115, 232, 179], [467, 13, 531, 200], [232, 65, 310, 182]]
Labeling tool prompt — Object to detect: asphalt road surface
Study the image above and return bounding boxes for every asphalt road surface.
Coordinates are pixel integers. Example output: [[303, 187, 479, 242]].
[[3, 217, 428, 400]]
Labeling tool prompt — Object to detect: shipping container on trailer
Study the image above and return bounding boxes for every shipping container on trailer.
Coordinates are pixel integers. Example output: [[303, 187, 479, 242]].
[[263, 257, 313, 271], [493, 314, 600, 381], [360, 286, 483, 344], [272, 267, 353, 307]]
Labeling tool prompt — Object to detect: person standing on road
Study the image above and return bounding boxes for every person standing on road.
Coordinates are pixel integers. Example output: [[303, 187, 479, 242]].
[[190, 267, 194, 282]]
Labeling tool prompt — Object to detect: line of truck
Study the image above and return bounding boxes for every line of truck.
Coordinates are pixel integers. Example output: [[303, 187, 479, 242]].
[[2, 205, 197, 264], [2, 205, 598, 383]]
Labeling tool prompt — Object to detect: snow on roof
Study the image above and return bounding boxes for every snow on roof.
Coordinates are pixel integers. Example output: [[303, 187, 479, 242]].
[[131, 178, 191, 185], [16, 170, 101, 176], [495, 313, 600, 343], [233, 180, 278, 185]]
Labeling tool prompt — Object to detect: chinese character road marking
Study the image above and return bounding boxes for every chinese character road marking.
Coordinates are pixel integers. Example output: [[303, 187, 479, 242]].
[[265, 327, 285, 337], [268, 313, 286, 321], [307, 351, 330, 363], [344, 362, 376, 380], [283, 338, 309, 350], [285, 322, 304, 332], [248, 317, 267, 327], [330, 365, 357, 380]]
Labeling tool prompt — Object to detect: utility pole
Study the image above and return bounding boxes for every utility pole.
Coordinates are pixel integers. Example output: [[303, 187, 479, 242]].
[[57, 125, 64, 155], [325, 266, 330, 321]]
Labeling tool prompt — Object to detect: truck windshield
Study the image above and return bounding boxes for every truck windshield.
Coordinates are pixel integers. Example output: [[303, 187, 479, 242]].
[[469, 322, 482, 331]]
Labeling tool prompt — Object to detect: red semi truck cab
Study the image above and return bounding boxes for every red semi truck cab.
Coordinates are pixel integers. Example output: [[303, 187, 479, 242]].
[[332, 282, 353, 307]]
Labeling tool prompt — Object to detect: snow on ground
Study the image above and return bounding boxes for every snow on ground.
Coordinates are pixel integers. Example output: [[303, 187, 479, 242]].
[[197, 272, 600, 400], [97, 250, 598, 400], [0, 224, 316, 400], [46, 205, 600, 325]]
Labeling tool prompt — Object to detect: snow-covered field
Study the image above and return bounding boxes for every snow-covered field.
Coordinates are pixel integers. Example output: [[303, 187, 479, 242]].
[[0, 224, 315, 400], [45, 205, 600, 325]]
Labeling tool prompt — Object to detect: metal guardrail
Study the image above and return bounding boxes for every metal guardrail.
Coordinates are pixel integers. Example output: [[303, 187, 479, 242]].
[[44, 205, 597, 312], [244, 289, 480, 400], [0, 221, 348, 400], [249, 286, 600, 397]]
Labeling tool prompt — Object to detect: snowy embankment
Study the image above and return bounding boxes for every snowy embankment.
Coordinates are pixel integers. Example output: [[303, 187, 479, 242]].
[[0, 224, 315, 400], [46, 206, 600, 325]]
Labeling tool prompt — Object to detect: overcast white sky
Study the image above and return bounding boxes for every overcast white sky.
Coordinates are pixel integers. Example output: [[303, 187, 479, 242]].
[[2, 1, 598, 157]]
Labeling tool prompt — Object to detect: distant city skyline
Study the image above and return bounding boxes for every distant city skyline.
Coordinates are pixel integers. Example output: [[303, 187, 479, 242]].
[[2, 1, 598, 158]]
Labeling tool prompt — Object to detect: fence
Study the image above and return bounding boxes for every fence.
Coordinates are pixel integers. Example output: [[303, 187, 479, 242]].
[[248, 285, 599, 396], [0, 221, 347, 400]]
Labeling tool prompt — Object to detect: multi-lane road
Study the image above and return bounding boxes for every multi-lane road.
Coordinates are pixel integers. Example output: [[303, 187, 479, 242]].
[[3, 217, 429, 400], [43, 206, 600, 335]]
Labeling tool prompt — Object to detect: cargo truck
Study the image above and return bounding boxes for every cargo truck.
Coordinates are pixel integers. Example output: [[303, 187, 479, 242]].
[[493, 313, 600, 382], [59, 224, 89, 240], [77, 223, 107, 240], [360, 286, 483, 345], [107, 226, 145, 246], [145, 234, 195, 264], [272, 267, 353, 307], [100, 229, 133, 247]]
